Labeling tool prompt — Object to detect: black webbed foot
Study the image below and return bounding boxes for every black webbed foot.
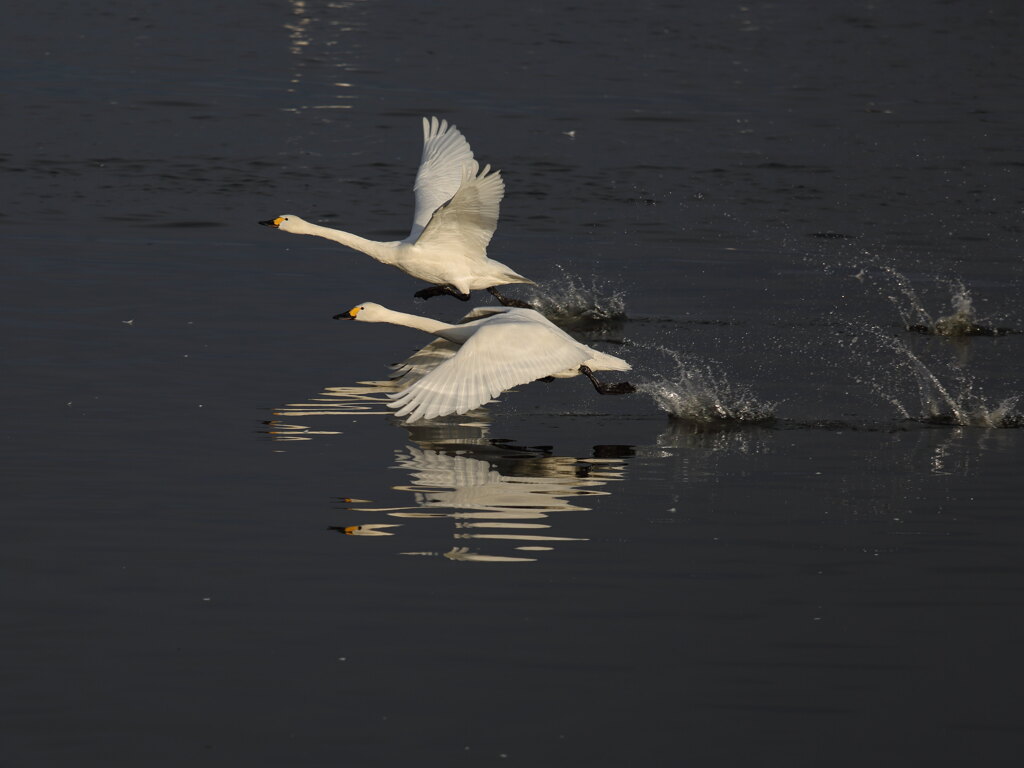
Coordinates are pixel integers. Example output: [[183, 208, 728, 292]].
[[487, 286, 533, 309], [578, 365, 636, 395], [415, 285, 471, 302]]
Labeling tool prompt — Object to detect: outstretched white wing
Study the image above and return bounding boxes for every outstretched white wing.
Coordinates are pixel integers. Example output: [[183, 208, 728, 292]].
[[412, 163, 504, 256], [390, 307, 510, 385], [389, 312, 590, 422], [409, 117, 476, 242]]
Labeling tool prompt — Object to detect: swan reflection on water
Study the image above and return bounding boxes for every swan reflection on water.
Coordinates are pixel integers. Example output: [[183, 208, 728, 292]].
[[263, 381, 400, 441], [363, 444, 628, 562], [266, 381, 632, 562]]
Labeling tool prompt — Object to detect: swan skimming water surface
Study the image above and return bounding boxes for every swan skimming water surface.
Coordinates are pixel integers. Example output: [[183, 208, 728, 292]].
[[335, 302, 635, 422]]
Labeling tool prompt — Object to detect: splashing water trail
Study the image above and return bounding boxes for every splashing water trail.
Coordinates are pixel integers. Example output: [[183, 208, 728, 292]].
[[527, 267, 627, 328], [637, 347, 775, 427], [927, 281, 1007, 337], [852, 256, 1015, 336], [853, 327, 1021, 428]]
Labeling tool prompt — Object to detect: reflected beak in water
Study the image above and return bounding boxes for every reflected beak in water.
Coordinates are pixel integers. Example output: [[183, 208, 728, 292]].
[[259, 218, 281, 228]]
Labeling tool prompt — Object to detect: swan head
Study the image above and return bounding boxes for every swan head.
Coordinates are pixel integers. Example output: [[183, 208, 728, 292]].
[[333, 302, 388, 322], [258, 215, 309, 233]]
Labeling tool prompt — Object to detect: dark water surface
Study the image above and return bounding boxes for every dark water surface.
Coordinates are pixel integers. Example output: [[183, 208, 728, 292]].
[[5, 1, 1024, 765]]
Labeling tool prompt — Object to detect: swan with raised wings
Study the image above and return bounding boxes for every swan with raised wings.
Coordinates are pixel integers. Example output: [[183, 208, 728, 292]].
[[261, 117, 533, 307]]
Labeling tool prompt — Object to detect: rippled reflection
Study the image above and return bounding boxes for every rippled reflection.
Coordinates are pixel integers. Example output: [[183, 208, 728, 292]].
[[351, 425, 630, 563], [265, 382, 631, 562], [265, 380, 399, 441], [328, 523, 401, 537]]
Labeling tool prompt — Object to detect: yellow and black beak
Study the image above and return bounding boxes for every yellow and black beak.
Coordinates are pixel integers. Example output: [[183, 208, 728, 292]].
[[332, 306, 360, 320], [259, 217, 283, 228]]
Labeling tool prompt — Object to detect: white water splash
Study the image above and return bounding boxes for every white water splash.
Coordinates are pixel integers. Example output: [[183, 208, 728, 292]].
[[853, 258, 1015, 337], [925, 281, 1009, 337], [853, 327, 1021, 428], [526, 267, 627, 327], [637, 347, 775, 426]]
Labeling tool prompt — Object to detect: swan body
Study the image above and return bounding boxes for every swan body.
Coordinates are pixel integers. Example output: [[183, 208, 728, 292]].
[[337, 302, 634, 422], [261, 117, 533, 304]]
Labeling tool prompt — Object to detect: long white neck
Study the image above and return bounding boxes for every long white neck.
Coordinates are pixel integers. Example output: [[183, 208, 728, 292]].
[[298, 221, 398, 264], [372, 308, 456, 337]]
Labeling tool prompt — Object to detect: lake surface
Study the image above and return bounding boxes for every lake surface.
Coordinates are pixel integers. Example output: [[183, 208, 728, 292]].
[[4, 1, 1024, 765]]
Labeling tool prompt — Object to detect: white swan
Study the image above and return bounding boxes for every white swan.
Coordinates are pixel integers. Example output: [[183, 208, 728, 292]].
[[261, 117, 534, 307], [335, 302, 635, 422], [387, 305, 509, 386]]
